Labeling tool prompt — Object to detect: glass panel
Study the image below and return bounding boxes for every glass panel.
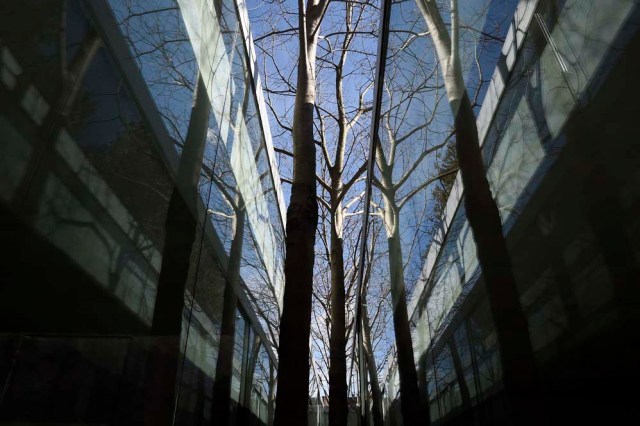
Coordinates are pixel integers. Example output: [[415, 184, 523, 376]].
[[231, 310, 246, 403], [434, 345, 460, 417], [380, 0, 640, 417], [1, 1, 280, 425], [251, 344, 271, 422], [425, 362, 439, 423], [453, 322, 478, 400], [467, 301, 501, 395], [368, 2, 519, 390], [0, 0, 170, 334]]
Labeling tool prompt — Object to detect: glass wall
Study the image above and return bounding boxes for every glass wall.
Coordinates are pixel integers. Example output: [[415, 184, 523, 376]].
[[373, 0, 640, 424], [365, 0, 517, 422], [0, 0, 282, 424], [362, 0, 518, 382]]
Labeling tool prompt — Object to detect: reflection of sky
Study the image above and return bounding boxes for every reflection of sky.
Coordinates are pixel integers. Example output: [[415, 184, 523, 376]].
[[107, 0, 285, 332], [108, 0, 197, 143], [465, 0, 519, 112], [178, 0, 284, 304]]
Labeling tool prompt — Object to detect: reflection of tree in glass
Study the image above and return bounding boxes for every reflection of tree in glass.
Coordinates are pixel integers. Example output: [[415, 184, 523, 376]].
[[87, 121, 173, 248], [3, 0, 102, 209], [372, 109, 456, 424], [416, 2, 538, 422]]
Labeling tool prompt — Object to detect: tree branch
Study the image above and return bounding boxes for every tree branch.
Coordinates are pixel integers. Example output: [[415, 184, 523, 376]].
[[397, 167, 459, 209]]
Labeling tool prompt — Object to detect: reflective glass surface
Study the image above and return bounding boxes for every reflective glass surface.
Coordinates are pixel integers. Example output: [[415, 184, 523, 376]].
[[373, 0, 640, 423], [0, 0, 282, 424]]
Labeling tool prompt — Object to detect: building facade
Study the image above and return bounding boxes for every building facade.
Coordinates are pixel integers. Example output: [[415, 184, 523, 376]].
[[0, 0, 285, 424]]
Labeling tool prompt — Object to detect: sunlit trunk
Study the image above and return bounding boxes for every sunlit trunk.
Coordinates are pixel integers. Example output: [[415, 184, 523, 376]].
[[329, 193, 348, 426], [273, 1, 322, 424]]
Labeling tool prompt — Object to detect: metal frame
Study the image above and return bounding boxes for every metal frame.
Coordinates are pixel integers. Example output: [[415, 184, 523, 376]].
[[353, 0, 393, 422]]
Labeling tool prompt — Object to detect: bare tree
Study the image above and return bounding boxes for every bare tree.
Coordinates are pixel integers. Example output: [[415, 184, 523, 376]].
[[360, 222, 389, 426], [316, 5, 373, 423], [152, 72, 210, 336], [269, 0, 329, 423], [371, 121, 456, 424], [252, 0, 379, 422]]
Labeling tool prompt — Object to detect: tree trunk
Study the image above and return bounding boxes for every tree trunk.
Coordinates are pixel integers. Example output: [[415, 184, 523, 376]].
[[268, 366, 276, 426], [211, 205, 246, 426], [386, 219, 428, 426], [207, 43, 254, 423], [273, 180, 318, 426], [273, 1, 322, 423], [329, 188, 348, 426], [362, 294, 384, 426], [148, 74, 210, 426], [375, 141, 428, 425], [209, 65, 253, 426], [152, 74, 210, 335], [455, 89, 538, 416], [447, 340, 471, 409]]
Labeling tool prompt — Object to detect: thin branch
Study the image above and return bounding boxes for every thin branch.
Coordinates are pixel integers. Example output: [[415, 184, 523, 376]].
[[274, 146, 294, 157], [254, 26, 298, 43], [397, 167, 459, 209], [336, 160, 367, 205], [395, 131, 454, 190]]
